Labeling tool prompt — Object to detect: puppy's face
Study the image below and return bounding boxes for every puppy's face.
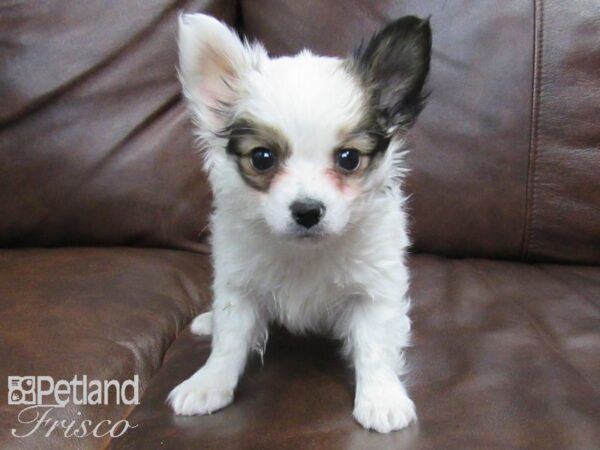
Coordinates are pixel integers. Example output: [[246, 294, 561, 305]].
[[179, 14, 430, 240]]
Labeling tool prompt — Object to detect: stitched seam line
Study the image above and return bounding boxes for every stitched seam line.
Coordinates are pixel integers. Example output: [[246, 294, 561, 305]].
[[521, 0, 545, 260]]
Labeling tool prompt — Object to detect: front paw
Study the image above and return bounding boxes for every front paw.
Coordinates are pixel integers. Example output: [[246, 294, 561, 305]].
[[353, 381, 416, 433], [168, 372, 233, 416]]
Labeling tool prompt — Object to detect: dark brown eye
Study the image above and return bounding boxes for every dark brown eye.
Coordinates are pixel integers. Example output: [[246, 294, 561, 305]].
[[336, 148, 361, 172], [251, 147, 276, 172]]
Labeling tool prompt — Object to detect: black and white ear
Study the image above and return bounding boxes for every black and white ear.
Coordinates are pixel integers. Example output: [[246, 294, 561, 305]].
[[353, 16, 431, 130], [178, 14, 264, 133]]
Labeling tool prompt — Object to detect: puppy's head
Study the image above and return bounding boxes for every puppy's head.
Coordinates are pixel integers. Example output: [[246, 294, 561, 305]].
[[178, 14, 430, 240]]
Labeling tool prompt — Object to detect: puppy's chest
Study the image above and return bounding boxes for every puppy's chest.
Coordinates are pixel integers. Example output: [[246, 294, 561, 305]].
[[248, 252, 359, 332]]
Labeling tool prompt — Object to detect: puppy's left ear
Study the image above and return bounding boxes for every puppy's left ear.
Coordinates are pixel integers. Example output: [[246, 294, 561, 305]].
[[353, 16, 431, 130]]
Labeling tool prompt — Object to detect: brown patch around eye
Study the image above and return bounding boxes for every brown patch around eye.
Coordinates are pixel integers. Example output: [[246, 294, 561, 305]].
[[333, 148, 370, 178], [224, 117, 290, 191], [334, 118, 391, 178], [235, 150, 278, 191]]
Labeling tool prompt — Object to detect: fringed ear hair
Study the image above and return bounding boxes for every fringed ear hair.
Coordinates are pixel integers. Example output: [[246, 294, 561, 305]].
[[178, 14, 265, 134], [352, 16, 431, 131]]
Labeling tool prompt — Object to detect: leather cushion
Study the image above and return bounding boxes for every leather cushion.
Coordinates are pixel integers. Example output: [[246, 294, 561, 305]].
[[111, 254, 600, 449], [0, 0, 236, 251], [521, 0, 600, 264], [0, 248, 212, 449]]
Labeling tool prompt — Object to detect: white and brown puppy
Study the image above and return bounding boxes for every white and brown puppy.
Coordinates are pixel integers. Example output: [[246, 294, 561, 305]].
[[168, 13, 431, 433]]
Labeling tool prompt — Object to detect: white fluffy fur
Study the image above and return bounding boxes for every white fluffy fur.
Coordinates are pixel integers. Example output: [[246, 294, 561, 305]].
[[169, 13, 416, 433]]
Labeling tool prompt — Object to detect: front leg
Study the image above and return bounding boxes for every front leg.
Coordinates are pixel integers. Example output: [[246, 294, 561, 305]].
[[168, 285, 262, 415], [347, 295, 416, 433]]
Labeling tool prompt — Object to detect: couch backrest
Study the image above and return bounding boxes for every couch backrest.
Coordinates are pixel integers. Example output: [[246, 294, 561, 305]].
[[0, 0, 237, 252], [1, 0, 598, 264]]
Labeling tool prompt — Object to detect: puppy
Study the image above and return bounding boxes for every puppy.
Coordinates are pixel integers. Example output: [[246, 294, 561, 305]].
[[168, 13, 431, 433]]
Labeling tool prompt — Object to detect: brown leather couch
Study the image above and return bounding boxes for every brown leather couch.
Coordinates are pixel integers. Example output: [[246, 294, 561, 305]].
[[1, 1, 599, 449]]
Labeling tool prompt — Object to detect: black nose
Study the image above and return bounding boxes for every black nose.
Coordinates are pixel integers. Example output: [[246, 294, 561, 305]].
[[290, 199, 325, 229]]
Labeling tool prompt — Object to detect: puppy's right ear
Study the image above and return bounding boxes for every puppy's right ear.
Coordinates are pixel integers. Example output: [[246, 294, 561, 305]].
[[178, 14, 263, 133]]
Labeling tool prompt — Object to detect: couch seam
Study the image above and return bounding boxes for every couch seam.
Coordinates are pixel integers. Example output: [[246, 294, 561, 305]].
[[521, 0, 544, 260]]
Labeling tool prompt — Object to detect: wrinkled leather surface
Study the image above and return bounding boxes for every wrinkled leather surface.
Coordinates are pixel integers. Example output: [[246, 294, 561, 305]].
[[111, 255, 600, 449], [0, 0, 237, 251], [2, 0, 598, 262], [0, 248, 212, 449], [522, 0, 600, 264]]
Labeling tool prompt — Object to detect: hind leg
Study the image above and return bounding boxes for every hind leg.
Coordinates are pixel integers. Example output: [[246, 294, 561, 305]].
[[190, 311, 213, 336]]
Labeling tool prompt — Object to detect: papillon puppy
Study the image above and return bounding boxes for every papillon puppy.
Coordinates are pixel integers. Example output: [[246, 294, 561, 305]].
[[168, 13, 431, 433]]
